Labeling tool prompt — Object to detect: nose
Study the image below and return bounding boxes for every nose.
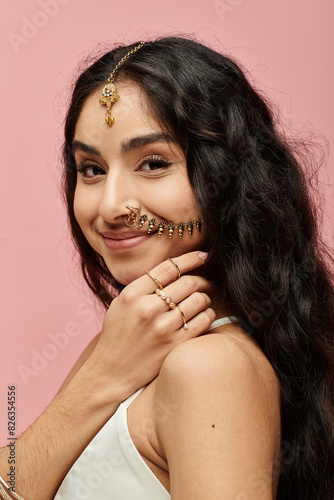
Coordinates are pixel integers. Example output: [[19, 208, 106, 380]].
[[98, 170, 138, 225]]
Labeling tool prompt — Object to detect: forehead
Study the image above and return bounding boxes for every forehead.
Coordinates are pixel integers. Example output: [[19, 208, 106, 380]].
[[74, 81, 163, 145]]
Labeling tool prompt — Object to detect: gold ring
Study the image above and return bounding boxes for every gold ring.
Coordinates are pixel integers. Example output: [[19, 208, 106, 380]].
[[167, 257, 181, 279], [177, 304, 189, 330], [145, 271, 163, 290], [155, 289, 176, 309]]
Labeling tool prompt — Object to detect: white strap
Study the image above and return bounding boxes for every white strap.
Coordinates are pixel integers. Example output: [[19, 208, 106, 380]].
[[122, 386, 146, 409], [205, 316, 238, 332]]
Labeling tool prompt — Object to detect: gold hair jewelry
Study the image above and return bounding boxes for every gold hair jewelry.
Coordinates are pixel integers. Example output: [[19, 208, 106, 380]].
[[99, 41, 146, 126], [122, 205, 204, 238], [167, 258, 181, 278], [145, 271, 163, 290], [177, 304, 189, 330], [155, 289, 176, 309]]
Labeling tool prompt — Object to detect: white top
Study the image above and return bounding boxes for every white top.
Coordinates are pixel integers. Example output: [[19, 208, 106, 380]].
[[54, 317, 235, 499]]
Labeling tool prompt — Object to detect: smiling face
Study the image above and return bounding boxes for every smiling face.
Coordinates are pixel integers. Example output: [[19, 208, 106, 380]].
[[73, 81, 206, 285]]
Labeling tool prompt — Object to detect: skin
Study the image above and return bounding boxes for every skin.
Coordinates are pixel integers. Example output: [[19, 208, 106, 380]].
[[72, 81, 282, 498], [0, 80, 281, 499], [73, 80, 207, 286], [0, 251, 215, 499]]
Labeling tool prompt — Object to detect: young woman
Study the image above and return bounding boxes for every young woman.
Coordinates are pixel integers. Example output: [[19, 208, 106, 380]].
[[0, 36, 333, 500]]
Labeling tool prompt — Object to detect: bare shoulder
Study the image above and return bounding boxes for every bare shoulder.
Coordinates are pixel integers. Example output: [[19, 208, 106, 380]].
[[154, 327, 281, 498], [157, 325, 280, 404]]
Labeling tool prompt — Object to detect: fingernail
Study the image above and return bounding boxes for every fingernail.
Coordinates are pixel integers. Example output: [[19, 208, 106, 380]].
[[198, 251, 208, 260]]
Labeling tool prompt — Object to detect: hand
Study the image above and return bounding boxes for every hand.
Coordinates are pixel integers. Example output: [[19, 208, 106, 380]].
[[0, 251, 214, 500], [91, 250, 216, 400]]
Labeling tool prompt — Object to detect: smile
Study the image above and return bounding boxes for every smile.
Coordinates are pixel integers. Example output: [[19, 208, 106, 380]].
[[100, 231, 154, 252]]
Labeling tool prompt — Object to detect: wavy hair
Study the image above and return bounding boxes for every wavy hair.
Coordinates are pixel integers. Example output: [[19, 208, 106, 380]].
[[62, 36, 334, 498]]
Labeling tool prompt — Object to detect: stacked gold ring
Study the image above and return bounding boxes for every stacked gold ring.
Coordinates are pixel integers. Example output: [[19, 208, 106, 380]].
[[167, 258, 181, 279], [156, 290, 188, 329], [177, 304, 189, 329], [155, 289, 176, 309], [145, 271, 163, 290], [145, 269, 189, 330]]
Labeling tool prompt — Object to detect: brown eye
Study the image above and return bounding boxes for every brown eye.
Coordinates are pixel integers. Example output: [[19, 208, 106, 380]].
[[138, 155, 172, 172], [76, 163, 106, 178]]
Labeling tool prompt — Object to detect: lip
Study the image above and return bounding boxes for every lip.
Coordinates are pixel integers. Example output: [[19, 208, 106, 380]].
[[100, 230, 154, 240], [99, 229, 155, 252]]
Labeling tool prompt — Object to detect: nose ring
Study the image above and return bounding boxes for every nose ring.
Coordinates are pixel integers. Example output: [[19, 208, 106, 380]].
[[122, 205, 148, 228]]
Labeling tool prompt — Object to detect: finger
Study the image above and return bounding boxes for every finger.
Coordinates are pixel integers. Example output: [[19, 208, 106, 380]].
[[163, 275, 213, 304], [155, 292, 212, 331], [150, 291, 212, 333], [175, 307, 216, 337], [142, 251, 208, 293], [154, 285, 212, 322], [175, 292, 212, 325]]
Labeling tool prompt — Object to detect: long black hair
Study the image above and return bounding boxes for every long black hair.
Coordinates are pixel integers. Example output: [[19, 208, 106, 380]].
[[62, 36, 334, 499]]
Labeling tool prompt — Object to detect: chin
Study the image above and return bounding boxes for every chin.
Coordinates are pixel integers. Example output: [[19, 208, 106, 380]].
[[108, 269, 141, 287]]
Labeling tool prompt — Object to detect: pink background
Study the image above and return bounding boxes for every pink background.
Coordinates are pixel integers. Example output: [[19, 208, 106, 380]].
[[1, 0, 333, 440]]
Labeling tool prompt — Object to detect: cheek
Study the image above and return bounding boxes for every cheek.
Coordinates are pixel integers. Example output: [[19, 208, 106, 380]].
[[73, 186, 97, 230], [148, 178, 200, 220]]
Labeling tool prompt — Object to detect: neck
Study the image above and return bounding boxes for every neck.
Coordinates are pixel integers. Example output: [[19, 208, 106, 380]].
[[209, 292, 228, 320]]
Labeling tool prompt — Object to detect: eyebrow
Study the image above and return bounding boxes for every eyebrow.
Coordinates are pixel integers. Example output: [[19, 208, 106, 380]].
[[72, 140, 101, 155], [72, 133, 178, 157], [120, 133, 177, 154]]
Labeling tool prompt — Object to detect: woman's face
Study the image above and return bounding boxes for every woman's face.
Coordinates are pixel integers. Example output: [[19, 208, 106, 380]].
[[73, 81, 206, 285]]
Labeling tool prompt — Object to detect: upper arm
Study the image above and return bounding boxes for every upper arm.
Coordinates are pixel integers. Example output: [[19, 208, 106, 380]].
[[57, 332, 101, 393], [155, 333, 281, 500]]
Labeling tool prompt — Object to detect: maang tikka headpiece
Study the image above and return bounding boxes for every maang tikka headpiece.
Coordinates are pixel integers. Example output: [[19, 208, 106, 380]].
[[122, 205, 205, 239], [99, 41, 146, 126]]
